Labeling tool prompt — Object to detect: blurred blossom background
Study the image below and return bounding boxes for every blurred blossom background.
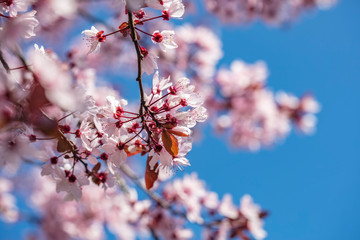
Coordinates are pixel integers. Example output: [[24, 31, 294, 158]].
[[0, 0, 359, 239]]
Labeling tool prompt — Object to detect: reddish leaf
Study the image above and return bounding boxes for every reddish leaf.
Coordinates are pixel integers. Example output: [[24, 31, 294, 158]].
[[118, 22, 128, 30], [126, 150, 142, 157], [145, 156, 158, 190], [0, 119, 6, 130], [92, 162, 101, 174], [167, 129, 189, 137], [161, 130, 179, 156], [56, 137, 72, 153], [125, 146, 146, 157], [162, 123, 176, 129]]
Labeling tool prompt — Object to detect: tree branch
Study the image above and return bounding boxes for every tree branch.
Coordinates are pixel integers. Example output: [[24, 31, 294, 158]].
[[0, 49, 10, 73], [127, 8, 145, 117]]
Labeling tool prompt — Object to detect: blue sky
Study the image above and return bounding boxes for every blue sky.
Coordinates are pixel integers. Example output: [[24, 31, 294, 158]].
[[1, 1, 359, 239], [187, 0, 360, 239]]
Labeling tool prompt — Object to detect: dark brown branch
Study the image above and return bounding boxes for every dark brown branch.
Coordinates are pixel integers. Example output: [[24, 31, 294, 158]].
[[126, 7, 155, 146], [0, 49, 10, 73], [127, 9, 145, 116]]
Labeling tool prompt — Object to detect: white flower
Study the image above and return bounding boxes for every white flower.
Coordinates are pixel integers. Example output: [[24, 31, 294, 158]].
[[152, 30, 178, 52], [16, 10, 38, 38], [151, 71, 172, 95], [219, 194, 239, 219], [81, 26, 106, 54], [101, 135, 128, 174], [145, 0, 164, 10], [0, 10, 39, 49], [1, 0, 29, 17], [0, 177, 19, 223], [141, 47, 158, 75], [165, 0, 185, 18], [28, 46, 81, 111], [33, 43, 45, 54], [240, 194, 267, 240]]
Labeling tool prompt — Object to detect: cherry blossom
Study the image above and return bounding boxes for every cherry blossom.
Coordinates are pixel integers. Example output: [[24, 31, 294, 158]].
[[1, 0, 29, 17], [141, 47, 159, 75], [240, 194, 267, 240], [0, 10, 39, 49], [81, 26, 106, 54], [152, 30, 178, 51], [0, 0, 331, 238], [203, 0, 337, 25], [0, 177, 18, 222], [162, 0, 185, 19]]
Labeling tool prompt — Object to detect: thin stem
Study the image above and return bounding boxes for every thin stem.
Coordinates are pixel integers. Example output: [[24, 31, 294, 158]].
[[0, 13, 11, 19], [123, 127, 144, 145], [14, 50, 30, 71], [127, 8, 146, 121], [120, 115, 140, 119], [136, 15, 163, 25], [36, 137, 57, 140], [103, 29, 123, 37], [149, 92, 170, 106], [57, 111, 76, 122], [148, 93, 155, 105], [135, 27, 154, 37], [9, 65, 32, 71], [120, 116, 142, 124], [123, 110, 139, 115]]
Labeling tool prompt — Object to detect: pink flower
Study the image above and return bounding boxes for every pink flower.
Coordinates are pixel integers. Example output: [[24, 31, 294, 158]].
[[145, 0, 165, 10], [1, 0, 29, 17], [218, 194, 239, 219], [151, 71, 172, 95], [0, 10, 39, 49], [101, 135, 128, 174], [81, 26, 106, 54], [0, 131, 37, 173], [240, 194, 267, 240], [141, 47, 158, 75], [203, 0, 336, 25], [29, 46, 83, 111], [0, 177, 18, 222], [98, 95, 128, 136], [162, 0, 185, 19], [53, 164, 90, 201], [152, 30, 178, 52]]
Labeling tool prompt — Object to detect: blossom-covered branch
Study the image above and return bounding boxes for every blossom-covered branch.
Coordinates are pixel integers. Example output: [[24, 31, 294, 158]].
[[0, 0, 335, 239]]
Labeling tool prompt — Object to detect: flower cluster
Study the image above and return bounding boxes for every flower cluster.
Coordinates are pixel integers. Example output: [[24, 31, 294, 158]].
[[163, 173, 267, 240], [0, 4, 39, 50], [154, 24, 320, 150], [23, 172, 266, 240], [81, 0, 185, 71], [203, 0, 337, 25], [0, 41, 207, 200], [0, 0, 333, 238], [0, 177, 18, 223], [213, 60, 320, 150]]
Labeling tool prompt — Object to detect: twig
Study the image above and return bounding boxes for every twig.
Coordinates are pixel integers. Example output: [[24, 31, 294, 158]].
[[118, 162, 223, 228], [127, 9, 145, 116], [118, 163, 170, 207], [150, 227, 160, 240], [0, 49, 10, 73]]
